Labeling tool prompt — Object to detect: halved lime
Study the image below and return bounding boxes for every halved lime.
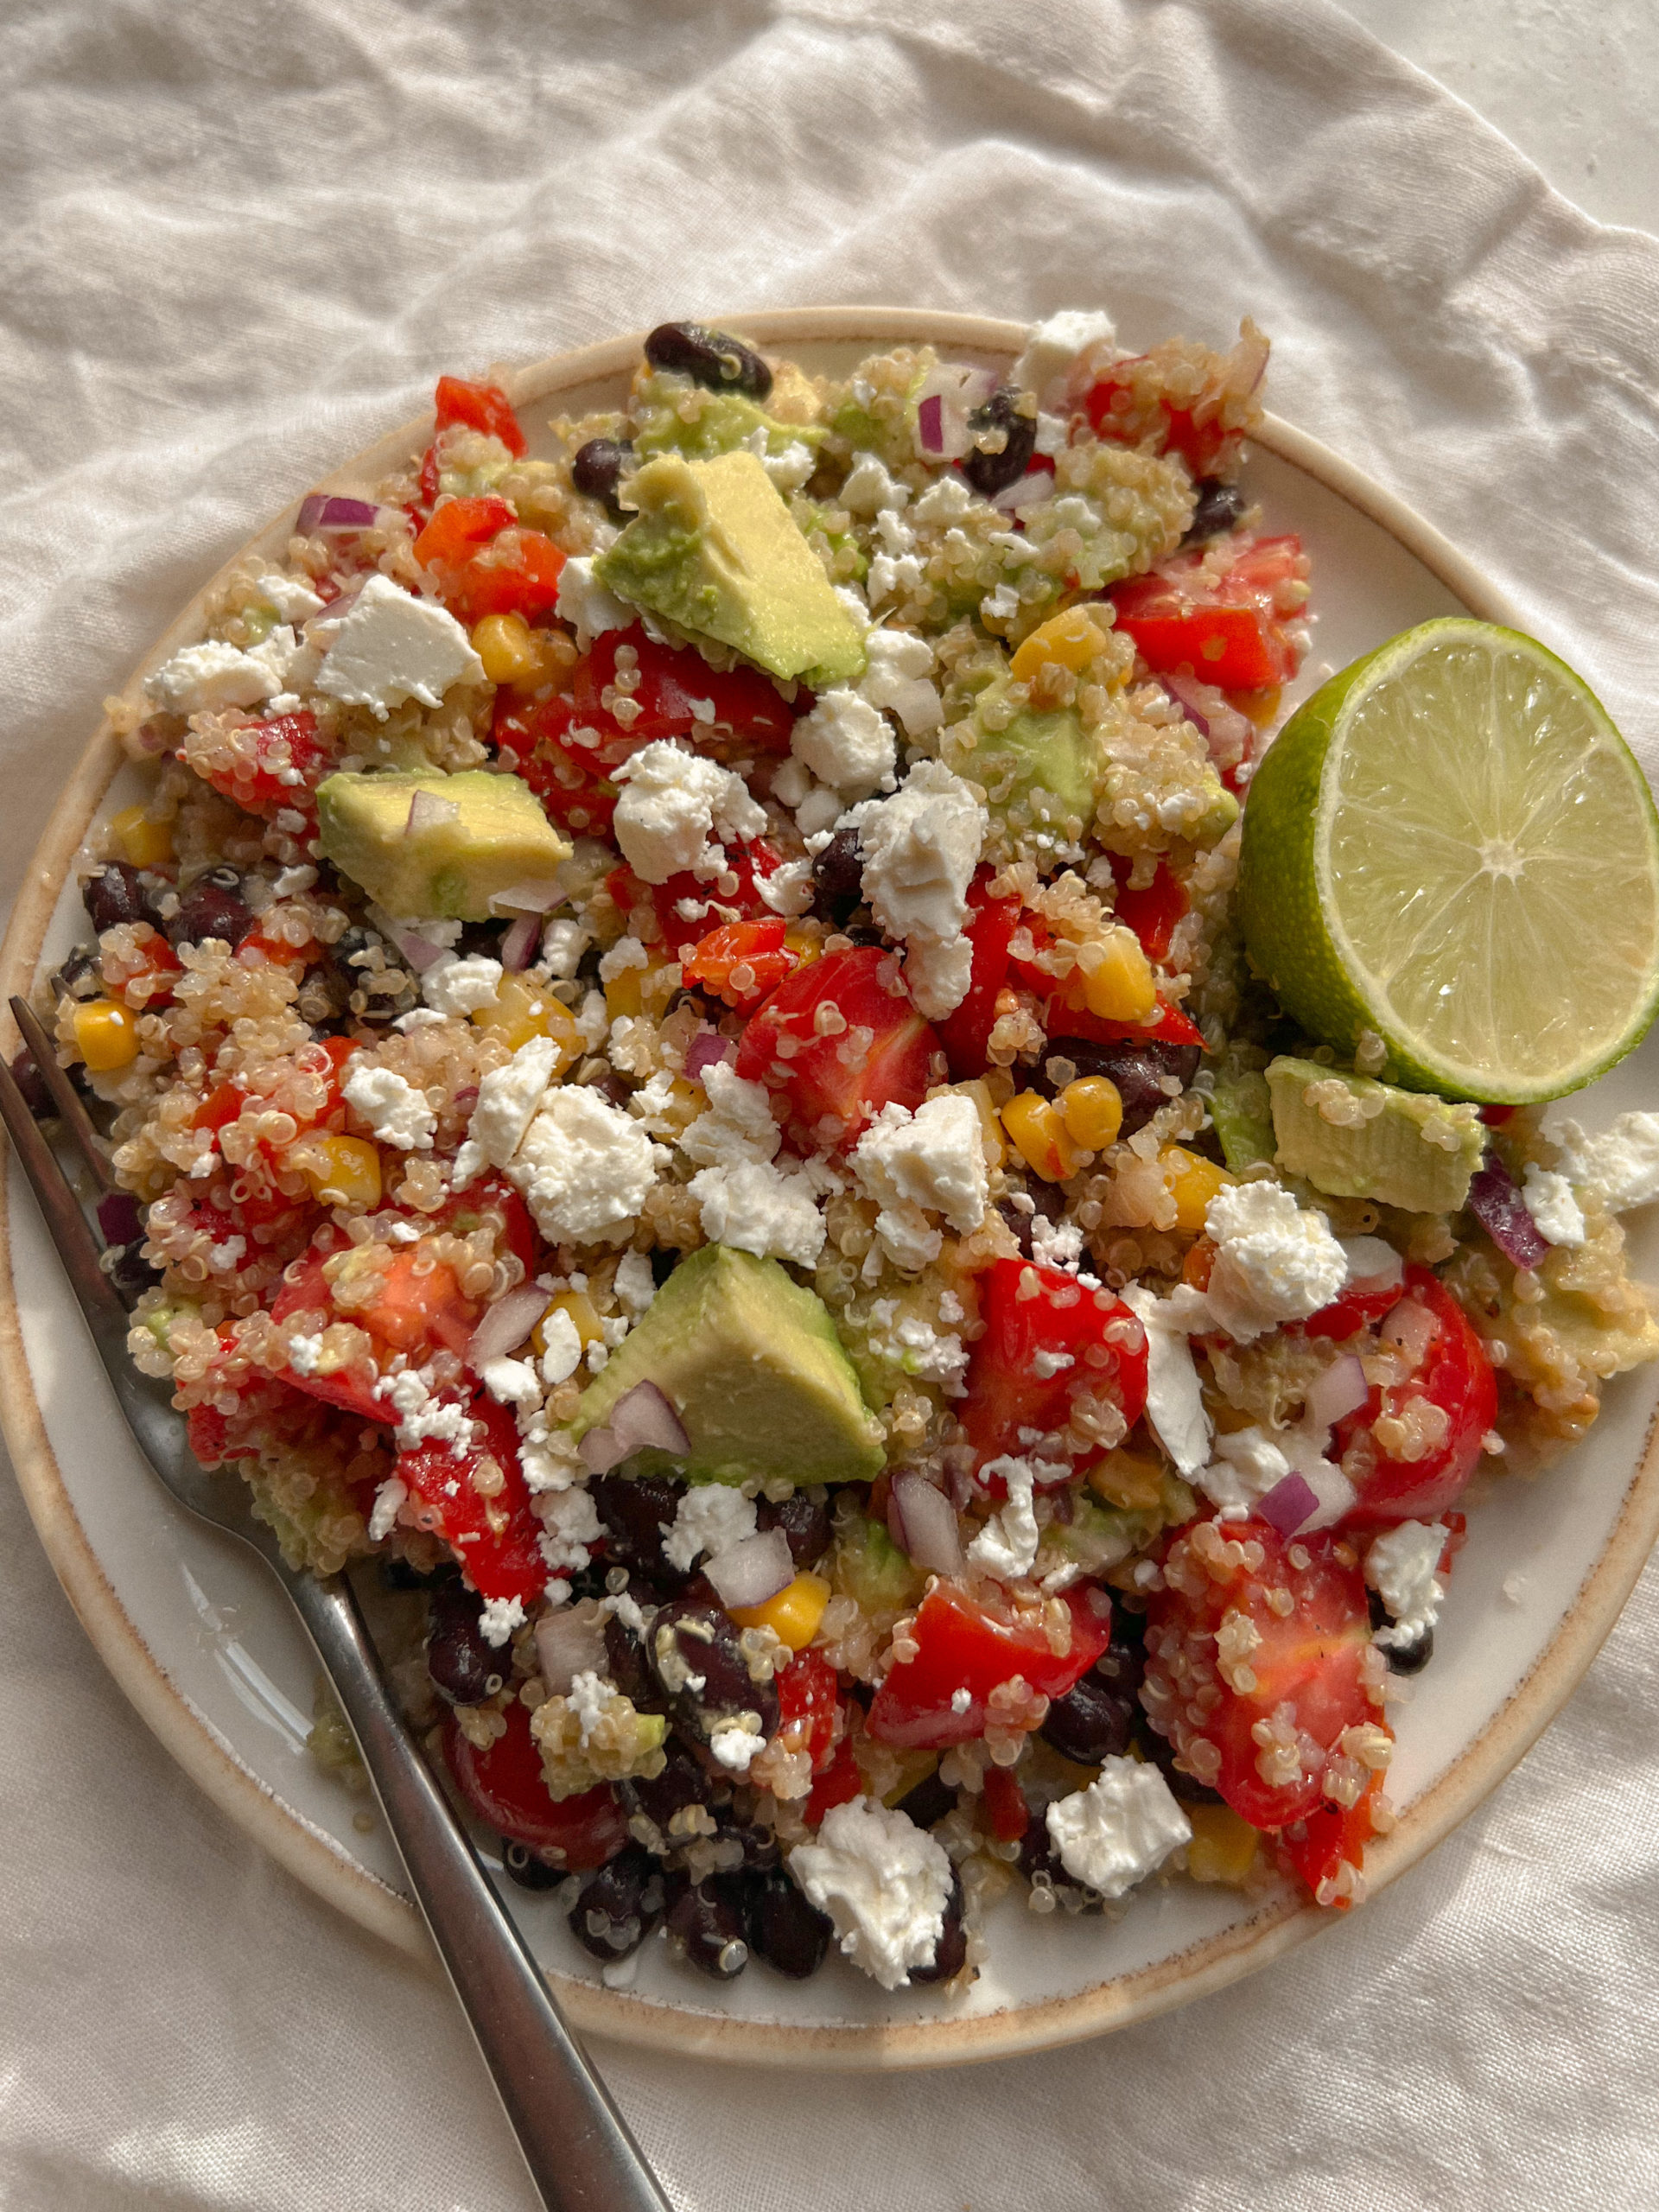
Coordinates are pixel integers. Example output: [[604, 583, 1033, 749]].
[[1237, 619, 1659, 1103]]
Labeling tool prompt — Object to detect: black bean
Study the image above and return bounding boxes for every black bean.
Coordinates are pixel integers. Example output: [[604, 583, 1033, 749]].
[[756, 1490, 831, 1571], [170, 868, 253, 950], [649, 1248, 679, 1289], [893, 1768, 957, 1832], [501, 1840, 568, 1892], [572, 437, 635, 519], [664, 1872, 750, 1979], [49, 946, 100, 1001], [644, 323, 772, 402], [378, 1555, 447, 1592], [602, 1613, 666, 1713], [568, 1844, 665, 1960], [1180, 478, 1247, 548], [995, 1177, 1067, 1261], [1039, 1670, 1136, 1766], [425, 1577, 507, 1706], [909, 1873, 967, 1985], [107, 1242, 162, 1306], [1136, 1723, 1224, 1806], [961, 388, 1038, 499], [647, 1598, 781, 1749], [619, 1737, 721, 1831], [327, 925, 418, 1024], [590, 1473, 691, 1592], [1038, 1036, 1202, 1136], [84, 861, 156, 936], [809, 828, 864, 927], [714, 1817, 782, 1873], [1368, 1588, 1433, 1673], [745, 1867, 832, 1980], [7, 1046, 53, 1121]]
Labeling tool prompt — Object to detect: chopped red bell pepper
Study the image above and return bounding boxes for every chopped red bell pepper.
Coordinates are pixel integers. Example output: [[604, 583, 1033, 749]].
[[434, 376, 528, 460], [957, 1255, 1150, 1478], [683, 918, 795, 1011]]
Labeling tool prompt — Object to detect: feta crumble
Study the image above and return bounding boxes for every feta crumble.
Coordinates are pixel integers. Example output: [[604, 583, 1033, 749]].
[[554, 555, 632, 649], [851, 1096, 988, 1270], [1122, 1286, 1208, 1476], [479, 1595, 526, 1649], [788, 1796, 952, 1991], [366, 1476, 408, 1542], [1364, 1520, 1447, 1649], [510, 1087, 662, 1244], [537, 1485, 602, 1578], [1553, 1110, 1659, 1214], [967, 1459, 1039, 1580], [1522, 1164, 1586, 1249], [688, 1158, 827, 1268], [791, 688, 895, 800], [341, 1061, 436, 1151], [421, 951, 505, 1018], [661, 1483, 758, 1573], [537, 1306, 584, 1389], [1203, 1181, 1348, 1341], [1045, 1758, 1191, 1897], [847, 760, 987, 1020], [315, 572, 485, 717], [610, 741, 766, 885], [1012, 308, 1119, 410], [454, 1033, 560, 1189]]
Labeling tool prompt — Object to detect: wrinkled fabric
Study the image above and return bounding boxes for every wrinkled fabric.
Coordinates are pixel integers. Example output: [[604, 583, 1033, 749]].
[[3, 3, 1659, 2208]]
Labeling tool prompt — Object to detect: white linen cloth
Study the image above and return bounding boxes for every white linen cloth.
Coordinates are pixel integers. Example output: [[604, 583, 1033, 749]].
[[3, 3, 1658, 2206]]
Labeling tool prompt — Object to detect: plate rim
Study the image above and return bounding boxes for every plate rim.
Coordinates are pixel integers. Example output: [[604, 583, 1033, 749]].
[[4, 304, 1656, 2070]]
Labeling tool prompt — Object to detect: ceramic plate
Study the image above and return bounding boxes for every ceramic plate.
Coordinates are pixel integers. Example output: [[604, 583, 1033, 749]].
[[5, 309, 1657, 2069]]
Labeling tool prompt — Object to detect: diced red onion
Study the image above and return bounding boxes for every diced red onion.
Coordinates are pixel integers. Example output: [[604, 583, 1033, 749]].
[[1468, 1154, 1550, 1270], [1162, 672, 1253, 768], [377, 917, 448, 973], [989, 465, 1056, 517], [97, 1191, 144, 1247], [1257, 1471, 1319, 1537], [499, 912, 540, 971], [1382, 1296, 1436, 1367], [1305, 1353, 1369, 1431], [405, 788, 461, 837], [912, 365, 998, 463], [487, 880, 564, 914], [581, 1382, 690, 1472], [1339, 1236, 1405, 1297], [535, 1601, 608, 1695], [891, 1471, 964, 1579], [579, 1426, 627, 1473], [685, 1031, 736, 1081], [703, 1529, 795, 1610], [465, 1285, 549, 1372], [916, 393, 945, 455], [296, 494, 383, 534]]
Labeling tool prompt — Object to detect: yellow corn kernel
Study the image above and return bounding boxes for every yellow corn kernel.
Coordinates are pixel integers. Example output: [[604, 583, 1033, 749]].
[[297, 1134, 383, 1210], [1160, 1145, 1232, 1233], [1185, 1802, 1262, 1886], [1008, 604, 1105, 683], [1074, 927, 1157, 1024], [728, 1570, 831, 1652], [782, 925, 823, 971], [1000, 1090, 1084, 1182], [109, 804, 174, 868], [952, 1077, 1007, 1169], [1088, 1450, 1166, 1513], [532, 1288, 604, 1357], [603, 965, 644, 1019], [1058, 1075, 1123, 1151], [72, 998, 139, 1071], [472, 975, 582, 1066], [470, 612, 540, 686]]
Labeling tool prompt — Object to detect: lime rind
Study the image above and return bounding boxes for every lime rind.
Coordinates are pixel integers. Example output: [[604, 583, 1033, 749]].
[[1238, 619, 1659, 1105]]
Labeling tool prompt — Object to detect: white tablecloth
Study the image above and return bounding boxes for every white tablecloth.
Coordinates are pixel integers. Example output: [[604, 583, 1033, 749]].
[[4, 3, 1659, 2206]]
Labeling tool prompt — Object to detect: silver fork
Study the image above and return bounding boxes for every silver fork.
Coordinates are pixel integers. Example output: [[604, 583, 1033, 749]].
[[0, 997, 672, 2212]]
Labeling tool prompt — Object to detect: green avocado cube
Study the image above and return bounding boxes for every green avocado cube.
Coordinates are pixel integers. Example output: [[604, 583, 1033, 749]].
[[569, 1243, 885, 1488], [1267, 1055, 1484, 1213], [950, 680, 1103, 849], [594, 450, 866, 690], [315, 770, 569, 921]]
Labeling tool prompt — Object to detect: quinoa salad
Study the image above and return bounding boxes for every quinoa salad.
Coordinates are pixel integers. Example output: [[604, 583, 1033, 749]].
[[38, 310, 1659, 1995]]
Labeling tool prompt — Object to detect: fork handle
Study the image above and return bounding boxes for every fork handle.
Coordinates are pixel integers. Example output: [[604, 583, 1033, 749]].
[[283, 1570, 673, 2212]]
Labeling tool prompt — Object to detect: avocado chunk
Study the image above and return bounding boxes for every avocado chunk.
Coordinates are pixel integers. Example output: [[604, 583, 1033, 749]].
[[1210, 1066, 1277, 1173], [569, 1243, 885, 1488], [632, 370, 824, 468], [594, 450, 866, 690], [950, 680, 1103, 849], [1267, 1055, 1484, 1213], [315, 769, 569, 921]]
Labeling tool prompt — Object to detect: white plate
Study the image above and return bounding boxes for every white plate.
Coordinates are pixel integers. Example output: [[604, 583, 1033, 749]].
[[4, 309, 1657, 2069]]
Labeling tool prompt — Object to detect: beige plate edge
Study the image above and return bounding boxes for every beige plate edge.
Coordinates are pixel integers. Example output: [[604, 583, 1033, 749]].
[[3, 306, 1656, 2071]]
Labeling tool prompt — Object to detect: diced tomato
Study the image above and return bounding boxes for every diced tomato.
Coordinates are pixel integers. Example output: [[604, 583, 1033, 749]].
[[683, 918, 794, 1011], [187, 1404, 233, 1465], [192, 1083, 245, 1135], [443, 1704, 627, 1869], [573, 626, 798, 758], [734, 944, 942, 1153], [773, 1649, 842, 1772], [1479, 1103, 1516, 1128], [439, 528, 567, 626], [1300, 1274, 1407, 1344], [194, 709, 333, 818], [434, 376, 529, 460], [981, 1764, 1030, 1844], [111, 925, 182, 1010], [414, 443, 441, 521], [371, 1249, 477, 1355], [1108, 536, 1309, 691], [1109, 855, 1188, 963], [1043, 985, 1205, 1052], [936, 878, 1020, 1082], [269, 1251, 388, 1420], [1144, 1516, 1380, 1831], [804, 1735, 862, 1825], [1333, 1268, 1497, 1522], [958, 1256, 1150, 1479], [412, 494, 516, 570], [1084, 360, 1236, 478], [432, 1174, 540, 1279], [397, 1393, 549, 1605], [1280, 1771, 1388, 1910], [238, 919, 321, 969], [868, 1582, 1114, 1750], [496, 691, 626, 837]]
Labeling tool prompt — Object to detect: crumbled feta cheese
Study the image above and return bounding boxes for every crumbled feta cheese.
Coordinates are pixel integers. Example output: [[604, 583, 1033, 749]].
[[1554, 1110, 1659, 1213], [795, 785, 845, 838], [538, 917, 592, 979], [1045, 1757, 1190, 1897], [866, 550, 927, 607], [748, 431, 816, 493], [678, 1060, 782, 1169], [609, 741, 766, 885], [479, 1595, 526, 1649], [839, 453, 909, 517], [341, 1061, 436, 1151], [510, 1088, 662, 1244], [146, 630, 317, 716], [1364, 1519, 1447, 1649], [661, 1483, 758, 1573], [366, 1476, 407, 1542], [1203, 1181, 1348, 1341], [1522, 1164, 1586, 1249], [859, 627, 942, 738], [1012, 308, 1118, 410], [554, 555, 632, 649], [848, 761, 987, 1019], [421, 951, 504, 1018], [791, 689, 895, 800], [285, 1332, 324, 1376], [613, 1249, 658, 1316], [910, 475, 978, 527], [1121, 1287, 1207, 1475], [457, 1033, 560, 1183], [375, 1369, 480, 1452], [537, 1306, 584, 1389], [272, 864, 318, 898], [851, 1096, 988, 1270], [1198, 1422, 1355, 1530], [709, 1714, 767, 1772], [754, 855, 816, 918], [537, 1485, 602, 1578], [480, 1355, 543, 1411], [256, 569, 326, 622], [967, 1459, 1039, 1580], [1031, 1215, 1086, 1269], [788, 1796, 952, 1991], [315, 573, 485, 717], [575, 989, 608, 1049], [688, 1159, 827, 1268], [598, 934, 649, 983]]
